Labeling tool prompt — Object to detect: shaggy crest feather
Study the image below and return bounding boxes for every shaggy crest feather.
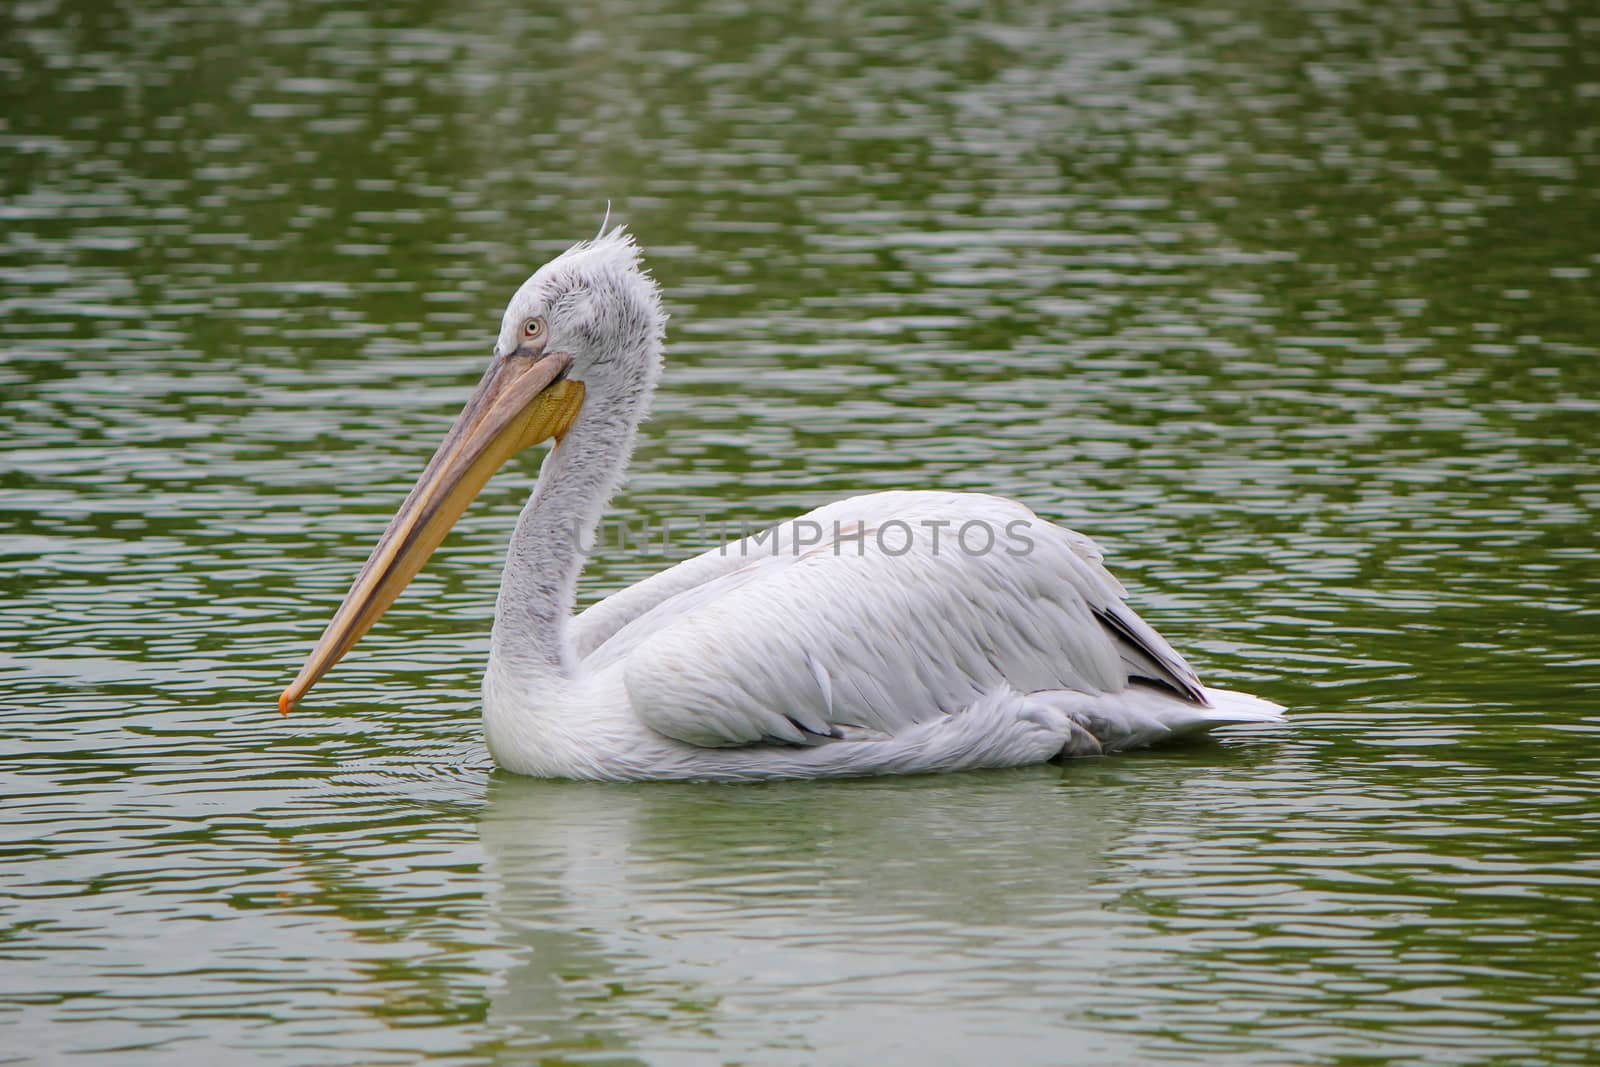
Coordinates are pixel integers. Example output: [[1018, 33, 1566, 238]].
[[495, 225, 665, 373]]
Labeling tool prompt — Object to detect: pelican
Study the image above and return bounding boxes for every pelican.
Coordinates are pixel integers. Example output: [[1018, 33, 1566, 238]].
[[279, 228, 1283, 781]]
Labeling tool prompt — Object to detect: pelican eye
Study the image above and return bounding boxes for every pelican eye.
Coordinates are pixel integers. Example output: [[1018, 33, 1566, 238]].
[[523, 317, 546, 340]]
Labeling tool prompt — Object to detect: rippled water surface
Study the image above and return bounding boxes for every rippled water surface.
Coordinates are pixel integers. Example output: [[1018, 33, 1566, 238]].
[[4, 0, 1598, 1063]]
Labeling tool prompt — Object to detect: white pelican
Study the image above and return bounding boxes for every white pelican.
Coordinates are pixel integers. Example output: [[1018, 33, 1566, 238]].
[[280, 228, 1283, 780]]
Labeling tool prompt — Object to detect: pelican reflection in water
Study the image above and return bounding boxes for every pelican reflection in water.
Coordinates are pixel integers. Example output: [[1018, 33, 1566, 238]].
[[280, 229, 1282, 780]]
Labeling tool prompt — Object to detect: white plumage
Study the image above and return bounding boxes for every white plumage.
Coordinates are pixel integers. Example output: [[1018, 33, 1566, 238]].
[[284, 227, 1284, 781]]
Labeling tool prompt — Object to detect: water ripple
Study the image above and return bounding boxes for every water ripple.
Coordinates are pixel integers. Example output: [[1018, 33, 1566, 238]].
[[4, 0, 1598, 1063]]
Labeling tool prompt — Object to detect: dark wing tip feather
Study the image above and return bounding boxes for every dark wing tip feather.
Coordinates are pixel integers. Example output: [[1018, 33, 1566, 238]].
[[1091, 607, 1208, 705]]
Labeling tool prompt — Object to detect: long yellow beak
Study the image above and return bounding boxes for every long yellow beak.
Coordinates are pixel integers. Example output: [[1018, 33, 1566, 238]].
[[279, 351, 584, 714]]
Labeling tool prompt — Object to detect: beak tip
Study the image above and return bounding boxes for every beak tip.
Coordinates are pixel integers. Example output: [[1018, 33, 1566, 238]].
[[277, 689, 296, 717]]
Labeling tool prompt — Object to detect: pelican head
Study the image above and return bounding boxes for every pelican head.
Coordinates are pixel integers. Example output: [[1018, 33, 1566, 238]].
[[279, 227, 664, 713], [494, 227, 664, 402]]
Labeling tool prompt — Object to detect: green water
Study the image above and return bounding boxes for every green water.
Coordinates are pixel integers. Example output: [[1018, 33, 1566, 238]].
[[3, 0, 1597, 1062]]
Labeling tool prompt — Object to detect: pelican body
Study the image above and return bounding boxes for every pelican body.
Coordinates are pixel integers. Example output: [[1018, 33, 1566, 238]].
[[280, 229, 1282, 781]]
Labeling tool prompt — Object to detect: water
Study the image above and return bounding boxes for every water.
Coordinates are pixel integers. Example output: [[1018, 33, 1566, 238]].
[[3, 0, 1598, 1062]]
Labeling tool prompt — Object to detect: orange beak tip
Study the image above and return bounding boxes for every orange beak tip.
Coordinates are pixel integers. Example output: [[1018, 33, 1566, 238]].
[[278, 690, 295, 716]]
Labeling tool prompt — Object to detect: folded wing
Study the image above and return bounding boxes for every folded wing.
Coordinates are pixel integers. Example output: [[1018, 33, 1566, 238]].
[[591, 491, 1206, 749]]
